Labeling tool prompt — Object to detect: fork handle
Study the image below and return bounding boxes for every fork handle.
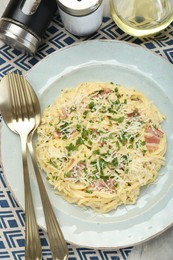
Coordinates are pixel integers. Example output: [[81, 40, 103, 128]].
[[20, 134, 42, 260], [27, 138, 68, 260]]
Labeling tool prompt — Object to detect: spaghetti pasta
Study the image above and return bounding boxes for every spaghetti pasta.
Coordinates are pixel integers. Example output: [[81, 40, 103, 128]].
[[36, 82, 166, 212]]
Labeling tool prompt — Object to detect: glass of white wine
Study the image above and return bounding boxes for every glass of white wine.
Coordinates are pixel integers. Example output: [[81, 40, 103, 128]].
[[110, 0, 173, 37]]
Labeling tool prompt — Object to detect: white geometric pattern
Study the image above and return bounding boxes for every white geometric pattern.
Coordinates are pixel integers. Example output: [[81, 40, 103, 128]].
[[1, 15, 173, 260]]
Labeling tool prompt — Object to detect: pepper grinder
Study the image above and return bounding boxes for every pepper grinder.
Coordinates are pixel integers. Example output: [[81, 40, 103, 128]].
[[0, 0, 57, 55]]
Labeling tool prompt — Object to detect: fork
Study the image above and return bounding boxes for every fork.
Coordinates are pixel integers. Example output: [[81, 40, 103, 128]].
[[25, 79, 68, 259], [8, 73, 42, 260]]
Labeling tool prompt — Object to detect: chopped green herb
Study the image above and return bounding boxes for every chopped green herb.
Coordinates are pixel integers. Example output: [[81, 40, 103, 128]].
[[76, 124, 82, 131], [115, 141, 120, 150], [140, 141, 146, 146], [111, 116, 124, 123], [66, 143, 77, 152], [108, 106, 115, 114], [87, 140, 93, 145], [93, 149, 100, 155], [89, 101, 95, 109], [115, 99, 120, 105], [83, 110, 89, 117], [100, 174, 109, 181], [128, 144, 134, 149], [49, 159, 58, 168], [85, 189, 93, 194], [70, 106, 76, 112], [82, 128, 90, 139], [64, 172, 71, 178], [76, 137, 84, 145], [90, 160, 97, 165], [114, 87, 118, 92], [111, 158, 118, 167]]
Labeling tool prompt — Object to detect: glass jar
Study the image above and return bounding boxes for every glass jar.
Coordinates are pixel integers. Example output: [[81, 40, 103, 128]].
[[57, 0, 104, 36], [110, 0, 173, 37]]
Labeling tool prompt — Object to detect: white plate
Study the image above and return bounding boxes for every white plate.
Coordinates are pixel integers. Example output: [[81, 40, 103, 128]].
[[2, 40, 173, 248]]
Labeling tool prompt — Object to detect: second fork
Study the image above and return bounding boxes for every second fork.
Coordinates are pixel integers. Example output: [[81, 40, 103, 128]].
[[8, 73, 42, 260]]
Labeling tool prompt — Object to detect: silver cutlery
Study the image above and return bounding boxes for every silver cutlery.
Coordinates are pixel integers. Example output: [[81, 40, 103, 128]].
[[0, 72, 68, 260], [0, 72, 42, 260]]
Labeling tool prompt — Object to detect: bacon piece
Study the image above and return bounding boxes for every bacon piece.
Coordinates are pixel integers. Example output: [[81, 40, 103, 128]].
[[148, 127, 164, 138], [60, 107, 68, 119], [74, 162, 86, 171], [145, 143, 159, 151], [100, 88, 113, 95], [69, 158, 75, 167], [145, 127, 164, 151], [89, 128, 97, 131], [90, 180, 107, 190], [98, 141, 106, 146], [90, 179, 116, 192], [52, 130, 61, 139], [70, 162, 86, 178], [91, 88, 113, 98], [127, 108, 139, 117], [106, 179, 117, 189]]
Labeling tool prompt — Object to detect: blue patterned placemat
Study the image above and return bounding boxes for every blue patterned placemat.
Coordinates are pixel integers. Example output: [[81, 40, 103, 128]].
[[0, 15, 173, 260]]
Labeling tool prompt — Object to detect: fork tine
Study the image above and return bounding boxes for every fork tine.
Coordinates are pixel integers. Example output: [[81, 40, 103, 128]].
[[8, 73, 20, 122], [8, 72, 35, 122], [16, 72, 29, 121], [27, 83, 36, 122], [18, 72, 35, 120], [8, 73, 26, 122]]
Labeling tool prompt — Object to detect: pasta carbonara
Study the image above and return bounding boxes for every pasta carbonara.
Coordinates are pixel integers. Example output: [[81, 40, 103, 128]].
[[36, 82, 166, 212]]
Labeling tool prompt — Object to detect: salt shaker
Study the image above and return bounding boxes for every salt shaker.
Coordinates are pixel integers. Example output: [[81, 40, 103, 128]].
[[56, 0, 104, 36], [0, 0, 57, 55]]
